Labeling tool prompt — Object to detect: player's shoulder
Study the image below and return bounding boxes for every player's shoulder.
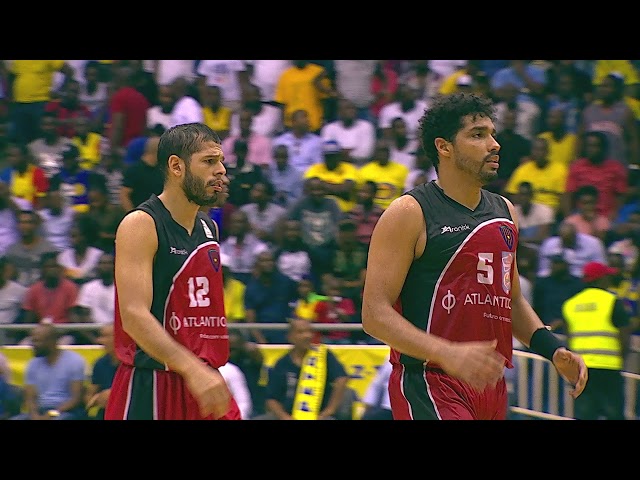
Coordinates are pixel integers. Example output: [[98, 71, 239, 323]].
[[385, 193, 422, 215], [374, 194, 424, 234], [118, 209, 156, 230], [115, 209, 158, 245]]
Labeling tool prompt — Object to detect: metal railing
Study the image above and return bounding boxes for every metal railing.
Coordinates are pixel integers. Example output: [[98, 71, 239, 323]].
[[510, 349, 640, 420], [2, 323, 639, 420]]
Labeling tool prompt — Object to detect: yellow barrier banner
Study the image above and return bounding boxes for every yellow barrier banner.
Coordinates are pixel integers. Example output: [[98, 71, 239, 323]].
[[1, 344, 391, 418]]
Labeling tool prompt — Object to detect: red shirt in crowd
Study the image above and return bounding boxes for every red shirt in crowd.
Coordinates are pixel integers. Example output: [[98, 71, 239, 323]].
[[23, 278, 79, 324], [313, 297, 356, 343], [565, 157, 628, 219], [107, 86, 150, 149], [44, 100, 92, 138]]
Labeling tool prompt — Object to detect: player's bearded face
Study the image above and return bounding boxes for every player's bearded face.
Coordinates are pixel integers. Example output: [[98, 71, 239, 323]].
[[182, 164, 217, 206], [455, 152, 498, 186]]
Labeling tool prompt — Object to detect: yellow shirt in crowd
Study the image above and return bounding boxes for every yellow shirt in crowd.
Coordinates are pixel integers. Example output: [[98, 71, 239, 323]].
[[72, 133, 103, 170], [304, 161, 359, 212], [592, 60, 639, 86], [203, 106, 232, 134], [505, 160, 568, 211], [275, 63, 328, 132], [537, 131, 578, 167], [224, 278, 246, 322], [357, 161, 409, 210], [10, 60, 65, 103]]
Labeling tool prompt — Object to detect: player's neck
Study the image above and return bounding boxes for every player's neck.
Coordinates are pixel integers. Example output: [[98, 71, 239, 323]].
[[158, 189, 201, 235], [435, 174, 482, 211]]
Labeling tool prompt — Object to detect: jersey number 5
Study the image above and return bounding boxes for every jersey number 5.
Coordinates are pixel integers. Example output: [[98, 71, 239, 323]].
[[477, 253, 494, 285], [188, 276, 210, 307]]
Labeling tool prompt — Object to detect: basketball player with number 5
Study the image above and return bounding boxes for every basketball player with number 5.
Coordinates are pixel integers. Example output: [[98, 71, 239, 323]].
[[105, 123, 240, 420], [361, 93, 588, 420]]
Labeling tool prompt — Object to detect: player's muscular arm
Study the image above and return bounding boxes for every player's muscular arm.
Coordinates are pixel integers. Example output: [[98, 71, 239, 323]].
[[362, 195, 450, 363]]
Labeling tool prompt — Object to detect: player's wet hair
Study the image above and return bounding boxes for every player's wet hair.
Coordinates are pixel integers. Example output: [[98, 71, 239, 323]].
[[157, 123, 222, 181], [418, 93, 495, 173]]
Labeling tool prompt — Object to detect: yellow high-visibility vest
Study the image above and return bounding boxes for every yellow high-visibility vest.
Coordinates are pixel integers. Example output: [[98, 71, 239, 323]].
[[562, 288, 623, 370]]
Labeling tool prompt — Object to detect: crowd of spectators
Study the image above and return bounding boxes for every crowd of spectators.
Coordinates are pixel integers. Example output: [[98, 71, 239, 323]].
[[1, 60, 640, 346], [1, 59, 640, 419]]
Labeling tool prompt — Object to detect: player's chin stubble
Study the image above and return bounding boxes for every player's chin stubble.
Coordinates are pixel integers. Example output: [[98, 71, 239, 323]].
[[182, 169, 217, 207], [455, 156, 497, 185]]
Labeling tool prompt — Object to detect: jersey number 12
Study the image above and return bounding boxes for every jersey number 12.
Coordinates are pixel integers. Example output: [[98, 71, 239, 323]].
[[188, 276, 210, 307]]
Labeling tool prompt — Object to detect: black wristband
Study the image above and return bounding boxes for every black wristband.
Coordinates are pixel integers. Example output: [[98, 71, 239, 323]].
[[529, 327, 565, 362]]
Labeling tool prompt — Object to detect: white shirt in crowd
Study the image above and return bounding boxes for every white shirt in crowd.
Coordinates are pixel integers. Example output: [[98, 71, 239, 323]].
[[428, 60, 467, 78], [146, 105, 173, 132], [57, 246, 104, 283], [515, 202, 555, 232], [0, 280, 27, 325], [52, 60, 89, 90], [0, 208, 20, 256], [230, 103, 283, 138], [143, 60, 197, 86], [320, 119, 376, 164], [378, 99, 429, 141], [75, 279, 115, 325], [169, 96, 204, 128], [334, 60, 377, 109], [0, 279, 27, 346], [197, 60, 246, 104], [390, 138, 420, 170], [246, 60, 291, 102], [79, 82, 109, 116], [362, 360, 392, 411], [38, 207, 76, 252], [219, 361, 252, 420]]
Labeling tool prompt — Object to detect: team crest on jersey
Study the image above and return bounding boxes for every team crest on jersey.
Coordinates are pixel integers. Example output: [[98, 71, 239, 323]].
[[502, 252, 513, 294], [499, 225, 514, 250], [208, 248, 221, 272]]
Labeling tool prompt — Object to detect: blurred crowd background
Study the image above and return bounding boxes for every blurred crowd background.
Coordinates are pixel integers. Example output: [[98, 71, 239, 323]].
[[1, 59, 640, 419]]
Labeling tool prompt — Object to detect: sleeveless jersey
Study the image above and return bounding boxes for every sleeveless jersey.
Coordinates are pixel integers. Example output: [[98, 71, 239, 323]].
[[113, 194, 229, 370], [394, 181, 518, 368]]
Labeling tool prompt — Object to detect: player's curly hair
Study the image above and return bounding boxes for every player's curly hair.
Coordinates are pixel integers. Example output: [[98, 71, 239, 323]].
[[418, 93, 495, 173]]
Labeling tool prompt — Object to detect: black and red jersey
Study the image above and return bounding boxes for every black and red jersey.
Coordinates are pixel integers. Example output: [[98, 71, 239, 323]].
[[113, 194, 229, 370], [394, 181, 518, 368]]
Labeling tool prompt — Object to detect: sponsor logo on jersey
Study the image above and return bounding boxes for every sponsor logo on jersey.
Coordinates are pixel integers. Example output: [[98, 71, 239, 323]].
[[502, 251, 513, 294], [440, 224, 470, 234], [442, 289, 456, 313], [168, 311, 227, 334], [170, 246, 188, 255], [464, 292, 512, 309]]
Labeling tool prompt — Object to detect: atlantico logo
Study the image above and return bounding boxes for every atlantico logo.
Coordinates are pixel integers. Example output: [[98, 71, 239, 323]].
[[168, 312, 227, 334], [441, 224, 470, 234], [442, 290, 456, 313]]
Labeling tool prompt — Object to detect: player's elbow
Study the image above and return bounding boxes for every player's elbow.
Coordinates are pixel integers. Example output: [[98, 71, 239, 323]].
[[119, 305, 146, 338], [361, 302, 383, 340]]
